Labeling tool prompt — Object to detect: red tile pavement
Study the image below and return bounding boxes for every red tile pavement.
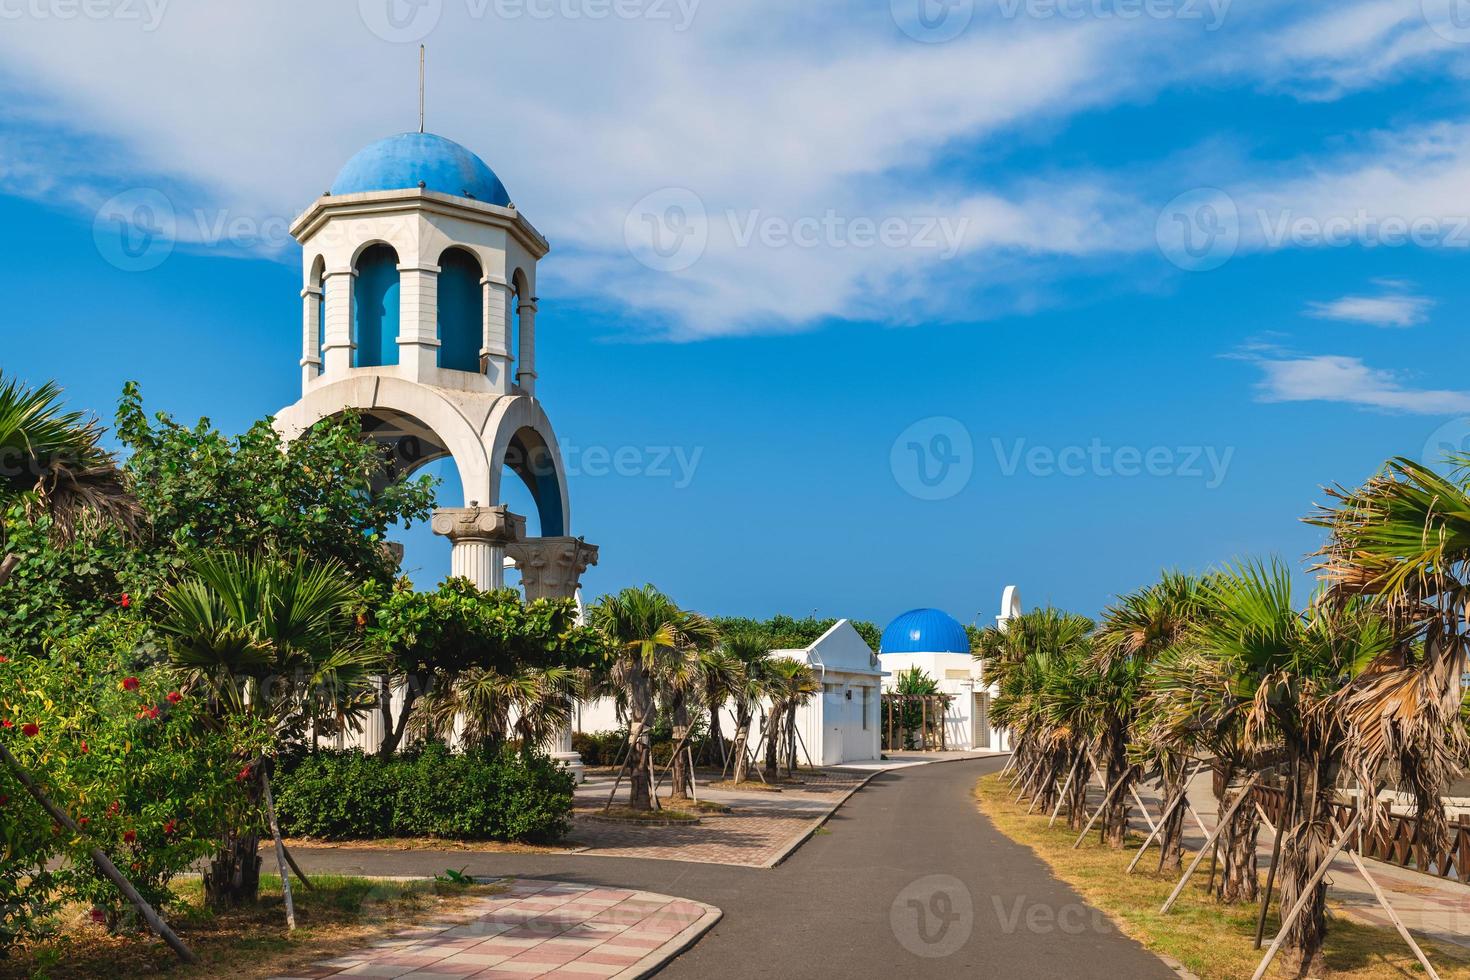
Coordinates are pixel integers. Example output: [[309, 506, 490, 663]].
[[267, 879, 719, 980]]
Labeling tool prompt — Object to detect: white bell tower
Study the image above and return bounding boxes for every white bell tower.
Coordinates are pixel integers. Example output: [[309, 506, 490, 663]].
[[273, 131, 597, 599]]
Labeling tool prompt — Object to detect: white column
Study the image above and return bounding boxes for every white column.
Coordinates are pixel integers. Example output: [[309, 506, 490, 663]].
[[482, 276, 513, 393], [516, 296, 537, 395], [300, 283, 323, 388], [506, 536, 598, 783], [321, 269, 355, 374], [430, 506, 526, 592], [397, 262, 441, 380]]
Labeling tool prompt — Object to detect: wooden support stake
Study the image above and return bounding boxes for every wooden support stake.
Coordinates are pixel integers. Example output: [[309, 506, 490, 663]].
[[1129, 784, 1159, 834], [280, 844, 315, 891], [1126, 761, 1204, 873], [1251, 812, 1361, 980], [1074, 766, 1133, 849], [0, 743, 196, 963], [261, 770, 296, 931], [1347, 850, 1440, 980], [1160, 771, 1261, 914], [1049, 754, 1084, 828]]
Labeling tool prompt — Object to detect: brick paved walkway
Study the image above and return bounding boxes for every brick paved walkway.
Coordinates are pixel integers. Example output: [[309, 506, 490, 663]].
[[568, 766, 873, 867], [270, 879, 719, 980]]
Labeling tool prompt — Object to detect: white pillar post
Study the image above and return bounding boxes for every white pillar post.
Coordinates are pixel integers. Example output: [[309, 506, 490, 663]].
[[430, 506, 526, 592], [320, 269, 356, 374], [397, 262, 441, 380], [300, 283, 323, 387], [506, 536, 599, 782], [516, 296, 537, 395], [482, 276, 514, 393]]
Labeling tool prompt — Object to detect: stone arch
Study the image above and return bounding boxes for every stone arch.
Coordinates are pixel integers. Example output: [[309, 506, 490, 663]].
[[485, 396, 570, 537], [273, 375, 493, 507]]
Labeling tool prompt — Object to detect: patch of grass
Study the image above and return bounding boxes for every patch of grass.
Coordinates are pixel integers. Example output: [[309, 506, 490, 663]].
[[670, 799, 732, 814], [706, 779, 782, 793], [975, 773, 1470, 980], [283, 836, 574, 854], [2, 874, 506, 979]]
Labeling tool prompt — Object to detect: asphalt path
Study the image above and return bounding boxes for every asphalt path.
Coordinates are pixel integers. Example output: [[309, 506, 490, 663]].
[[293, 756, 1178, 978]]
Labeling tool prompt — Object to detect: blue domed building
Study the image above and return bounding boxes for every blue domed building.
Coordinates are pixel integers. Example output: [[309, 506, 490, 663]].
[[878, 599, 1013, 753]]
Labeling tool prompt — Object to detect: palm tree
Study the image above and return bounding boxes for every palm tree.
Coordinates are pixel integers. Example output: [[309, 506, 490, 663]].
[[1091, 573, 1206, 850], [156, 550, 374, 908], [590, 585, 710, 811], [893, 666, 941, 750], [975, 607, 1095, 820], [411, 662, 583, 754], [722, 632, 774, 784], [658, 612, 718, 802], [697, 644, 745, 767], [758, 656, 818, 776], [1183, 560, 1395, 970], [0, 373, 137, 583]]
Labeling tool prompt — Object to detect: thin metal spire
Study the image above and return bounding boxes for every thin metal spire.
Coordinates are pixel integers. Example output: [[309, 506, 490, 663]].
[[418, 45, 425, 134]]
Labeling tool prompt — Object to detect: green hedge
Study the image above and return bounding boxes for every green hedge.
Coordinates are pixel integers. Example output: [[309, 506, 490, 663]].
[[274, 743, 573, 843], [571, 730, 625, 766]]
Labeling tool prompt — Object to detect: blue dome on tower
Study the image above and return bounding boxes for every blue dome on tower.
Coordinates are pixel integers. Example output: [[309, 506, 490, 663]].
[[880, 608, 971, 654], [330, 132, 511, 206]]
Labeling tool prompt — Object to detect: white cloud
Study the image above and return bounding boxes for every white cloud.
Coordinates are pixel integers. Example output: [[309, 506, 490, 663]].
[[0, 2, 1467, 336], [1253, 354, 1470, 413], [1305, 291, 1432, 327]]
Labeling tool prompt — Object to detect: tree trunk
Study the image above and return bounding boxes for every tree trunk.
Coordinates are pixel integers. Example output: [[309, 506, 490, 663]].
[[204, 830, 262, 909], [706, 695, 726, 766], [1154, 760, 1190, 874], [763, 704, 782, 776], [1278, 752, 1336, 974], [1212, 766, 1261, 904], [668, 695, 692, 802], [731, 703, 752, 783], [626, 666, 655, 811], [1103, 736, 1132, 849], [784, 703, 798, 773]]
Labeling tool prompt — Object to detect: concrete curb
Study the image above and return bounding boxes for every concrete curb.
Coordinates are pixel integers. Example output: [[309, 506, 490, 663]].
[[615, 904, 723, 980]]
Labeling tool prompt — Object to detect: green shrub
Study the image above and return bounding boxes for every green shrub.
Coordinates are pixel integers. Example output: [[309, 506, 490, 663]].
[[274, 744, 573, 843], [571, 730, 625, 766]]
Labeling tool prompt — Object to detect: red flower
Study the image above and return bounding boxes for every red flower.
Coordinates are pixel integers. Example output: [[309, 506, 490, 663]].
[[90, 908, 106, 925], [0, 655, 8, 663], [163, 820, 177, 836], [122, 829, 136, 844], [121, 677, 140, 692], [79, 741, 89, 754], [107, 801, 120, 818], [1, 719, 11, 729], [236, 765, 253, 783], [119, 593, 131, 609], [135, 706, 160, 721], [166, 691, 182, 705], [78, 816, 90, 827], [21, 723, 38, 737]]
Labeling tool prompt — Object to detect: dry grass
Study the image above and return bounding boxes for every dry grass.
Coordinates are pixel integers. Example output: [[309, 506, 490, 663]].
[[705, 779, 783, 793], [1, 874, 506, 980], [975, 773, 1470, 980], [582, 806, 699, 823], [283, 836, 576, 854]]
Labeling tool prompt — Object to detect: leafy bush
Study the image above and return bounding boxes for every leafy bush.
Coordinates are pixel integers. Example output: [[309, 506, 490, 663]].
[[275, 743, 574, 843], [0, 619, 258, 939], [571, 730, 625, 766]]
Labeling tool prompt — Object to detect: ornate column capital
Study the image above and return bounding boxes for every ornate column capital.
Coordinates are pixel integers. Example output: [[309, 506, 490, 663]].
[[430, 506, 526, 545], [506, 536, 599, 601]]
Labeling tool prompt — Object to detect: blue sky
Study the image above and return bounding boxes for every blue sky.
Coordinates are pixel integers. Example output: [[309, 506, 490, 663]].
[[4, 0, 1470, 628]]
